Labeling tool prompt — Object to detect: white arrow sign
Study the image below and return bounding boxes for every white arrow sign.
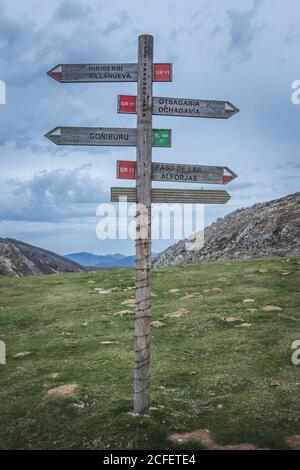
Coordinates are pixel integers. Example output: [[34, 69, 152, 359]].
[[111, 187, 231, 204], [48, 63, 172, 83], [118, 95, 239, 119], [45, 127, 137, 146]]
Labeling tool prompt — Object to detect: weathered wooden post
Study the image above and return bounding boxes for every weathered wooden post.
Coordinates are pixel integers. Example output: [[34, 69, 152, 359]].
[[134, 34, 153, 414], [47, 36, 238, 416]]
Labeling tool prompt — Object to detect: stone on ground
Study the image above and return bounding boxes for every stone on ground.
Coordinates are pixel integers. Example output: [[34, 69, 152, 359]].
[[164, 308, 189, 318], [151, 320, 165, 328], [262, 305, 282, 312], [121, 299, 135, 307], [46, 384, 78, 398], [13, 352, 31, 358]]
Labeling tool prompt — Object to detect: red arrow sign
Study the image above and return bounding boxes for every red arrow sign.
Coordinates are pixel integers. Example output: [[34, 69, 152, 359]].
[[117, 161, 237, 184], [118, 95, 239, 119]]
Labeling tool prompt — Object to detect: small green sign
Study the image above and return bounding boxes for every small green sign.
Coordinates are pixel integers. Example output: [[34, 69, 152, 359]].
[[152, 129, 171, 147]]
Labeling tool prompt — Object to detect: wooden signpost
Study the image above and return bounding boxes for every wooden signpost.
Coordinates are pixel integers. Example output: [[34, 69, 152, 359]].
[[46, 34, 239, 415], [134, 35, 153, 414]]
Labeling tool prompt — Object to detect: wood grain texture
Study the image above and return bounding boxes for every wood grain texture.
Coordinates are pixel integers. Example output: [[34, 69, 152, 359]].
[[111, 187, 231, 204], [134, 35, 153, 415]]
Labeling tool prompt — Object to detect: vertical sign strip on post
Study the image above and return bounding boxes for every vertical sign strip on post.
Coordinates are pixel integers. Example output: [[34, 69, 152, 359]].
[[134, 35, 153, 415]]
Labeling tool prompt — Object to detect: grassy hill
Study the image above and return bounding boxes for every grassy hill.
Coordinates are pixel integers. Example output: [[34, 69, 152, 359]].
[[0, 256, 299, 450]]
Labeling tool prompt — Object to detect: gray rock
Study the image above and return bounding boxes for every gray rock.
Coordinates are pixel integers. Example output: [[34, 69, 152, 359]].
[[153, 192, 300, 268]]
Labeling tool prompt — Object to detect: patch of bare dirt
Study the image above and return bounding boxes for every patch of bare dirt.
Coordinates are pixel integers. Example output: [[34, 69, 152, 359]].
[[164, 308, 189, 319], [46, 384, 78, 398], [286, 435, 300, 450], [243, 298, 255, 303], [168, 429, 268, 450], [169, 288, 180, 293]]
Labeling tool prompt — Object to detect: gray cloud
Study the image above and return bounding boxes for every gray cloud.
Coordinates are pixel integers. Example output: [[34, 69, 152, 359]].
[[0, 166, 108, 222], [54, 0, 93, 20], [275, 161, 300, 170], [0, 5, 133, 149], [227, 0, 263, 60], [103, 10, 130, 35], [285, 31, 300, 45]]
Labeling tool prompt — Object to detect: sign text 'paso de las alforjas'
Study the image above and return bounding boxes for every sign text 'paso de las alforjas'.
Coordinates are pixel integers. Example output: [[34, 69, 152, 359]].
[[117, 161, 237, 184]]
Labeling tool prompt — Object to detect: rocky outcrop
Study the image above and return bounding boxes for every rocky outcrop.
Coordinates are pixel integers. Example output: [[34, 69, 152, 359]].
[[0, 238, 83, 277], [153, 192, 300, 268]]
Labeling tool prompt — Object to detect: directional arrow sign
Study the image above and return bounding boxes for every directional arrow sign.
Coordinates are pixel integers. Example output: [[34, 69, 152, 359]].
[[45, 127, 137, 147], [45, 127, 172, 147], [47, 63, 172, 83], [117, 161, 237, 184], [111, 187, 231, 204], [118, 95, 239, 119]]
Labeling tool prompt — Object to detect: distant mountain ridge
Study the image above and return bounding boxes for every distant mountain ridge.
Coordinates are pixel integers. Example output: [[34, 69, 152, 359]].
[[64, 252, 127, 267], [65, 252, 157, 268], [0, 238, 83, 277], [153, 192, 300, 268]]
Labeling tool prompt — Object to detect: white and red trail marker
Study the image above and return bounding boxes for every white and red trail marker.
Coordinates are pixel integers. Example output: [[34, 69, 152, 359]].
[[118, 95, 239, 119], [47, 63, 172, 83]]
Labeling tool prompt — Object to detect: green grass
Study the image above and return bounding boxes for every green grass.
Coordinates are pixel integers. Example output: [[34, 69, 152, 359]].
[[0, 256, 300, 449]]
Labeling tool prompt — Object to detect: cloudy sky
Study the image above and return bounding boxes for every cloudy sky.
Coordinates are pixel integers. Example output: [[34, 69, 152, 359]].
[[0, 0, 299, 255]]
